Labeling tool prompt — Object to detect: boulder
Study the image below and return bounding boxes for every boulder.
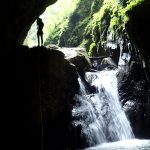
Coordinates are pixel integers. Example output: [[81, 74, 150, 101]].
[[15, 45, 79, 149], [98, 57, 118, 71], [60, 47, 91, 75]]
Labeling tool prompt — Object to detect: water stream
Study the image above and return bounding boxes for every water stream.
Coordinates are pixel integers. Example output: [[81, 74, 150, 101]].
[[72, 70, 134, 148]]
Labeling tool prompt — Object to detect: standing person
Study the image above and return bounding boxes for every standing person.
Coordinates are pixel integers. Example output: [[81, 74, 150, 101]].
[[37, 17, 44, 46]]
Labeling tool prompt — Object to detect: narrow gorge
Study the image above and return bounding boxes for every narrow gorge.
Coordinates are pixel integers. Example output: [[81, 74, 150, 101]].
[[3, 0, 150, 149]]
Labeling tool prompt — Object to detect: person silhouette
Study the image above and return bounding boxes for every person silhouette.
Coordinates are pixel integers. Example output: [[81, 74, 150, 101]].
[[37, 17, 44, 46]]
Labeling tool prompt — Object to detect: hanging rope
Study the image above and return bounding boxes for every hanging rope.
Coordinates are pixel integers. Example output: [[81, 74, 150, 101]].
[[38, 49, 44, 150], [39, 87, 44, 150]]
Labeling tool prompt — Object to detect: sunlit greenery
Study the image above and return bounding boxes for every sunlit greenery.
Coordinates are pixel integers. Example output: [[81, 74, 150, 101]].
[[84, 0, 145, 56], [24, 0, 145, 58], [24, 0, 79, 47], [122, 0, 144, 22], [88, 42, 96, 56], [48, 0, 94, 47]]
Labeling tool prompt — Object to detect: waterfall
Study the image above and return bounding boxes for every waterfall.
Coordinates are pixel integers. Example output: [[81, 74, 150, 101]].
[[72, 70, 134, 148]]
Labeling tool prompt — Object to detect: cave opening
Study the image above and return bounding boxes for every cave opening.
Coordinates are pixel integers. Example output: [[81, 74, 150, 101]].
[[24, 0, 79, 47]]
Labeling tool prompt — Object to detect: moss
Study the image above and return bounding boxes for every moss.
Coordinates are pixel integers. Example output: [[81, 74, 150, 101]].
[[44, 0, 145, 57], [123, 0, 144, 22], [88, 43, 96, 56], [46, 0, 94, 47], [85, 0, 112, 55]]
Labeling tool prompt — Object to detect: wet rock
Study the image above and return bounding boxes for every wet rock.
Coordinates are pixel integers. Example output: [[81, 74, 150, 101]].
[[59, 47, 94, 93], [60, 47, 91, 76], [118, 62, 150, 138], [98, 57, 118, 71]]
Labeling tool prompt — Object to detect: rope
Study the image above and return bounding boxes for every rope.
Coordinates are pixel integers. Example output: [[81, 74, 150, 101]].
[[39, 86, 44, 150], [38, 49, 44, 150]]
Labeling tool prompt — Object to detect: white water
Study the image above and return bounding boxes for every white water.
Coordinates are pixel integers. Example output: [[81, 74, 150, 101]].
[[85, 139, 150, 150], [72, 70, 134, 147]]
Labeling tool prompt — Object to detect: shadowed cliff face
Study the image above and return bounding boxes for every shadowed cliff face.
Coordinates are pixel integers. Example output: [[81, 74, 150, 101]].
[[1, 0, 56, 50], [15, 46, 79, 149], [122, 1, 150, 137], [126, 0, 150, 57], [118, 62, 150, 138], [126, 0, 150, 85]]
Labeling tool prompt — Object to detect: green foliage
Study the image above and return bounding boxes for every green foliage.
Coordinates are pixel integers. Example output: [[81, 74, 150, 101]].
[[85, 0, 145, 57], [24, 0, 79, 47], [110, 17, 119, 29], [84, 0, 113, 55], [25, 0, 145, 57], [88, 43, 96, 57], [122, 0, 144, 22], [126, 0, 144, 10], [58, 0, 94, 47]]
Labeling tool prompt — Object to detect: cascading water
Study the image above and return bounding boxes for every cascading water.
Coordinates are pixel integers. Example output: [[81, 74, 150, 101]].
[[72, 69, 134, 148]]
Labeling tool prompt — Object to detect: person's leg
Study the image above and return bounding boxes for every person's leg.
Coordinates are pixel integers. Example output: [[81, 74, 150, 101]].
[[41, 34, 43, 46], [37, 35, 40, 46]]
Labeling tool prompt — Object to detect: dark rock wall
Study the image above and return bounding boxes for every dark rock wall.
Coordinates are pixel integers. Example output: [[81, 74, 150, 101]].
[[118, 62, 150, 138], [1, 0, 56, 51], [15, 46, 79, 149], [126, 0, 150, 56], [118, 0, 150, 138], [125, 0, 150, 83]]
